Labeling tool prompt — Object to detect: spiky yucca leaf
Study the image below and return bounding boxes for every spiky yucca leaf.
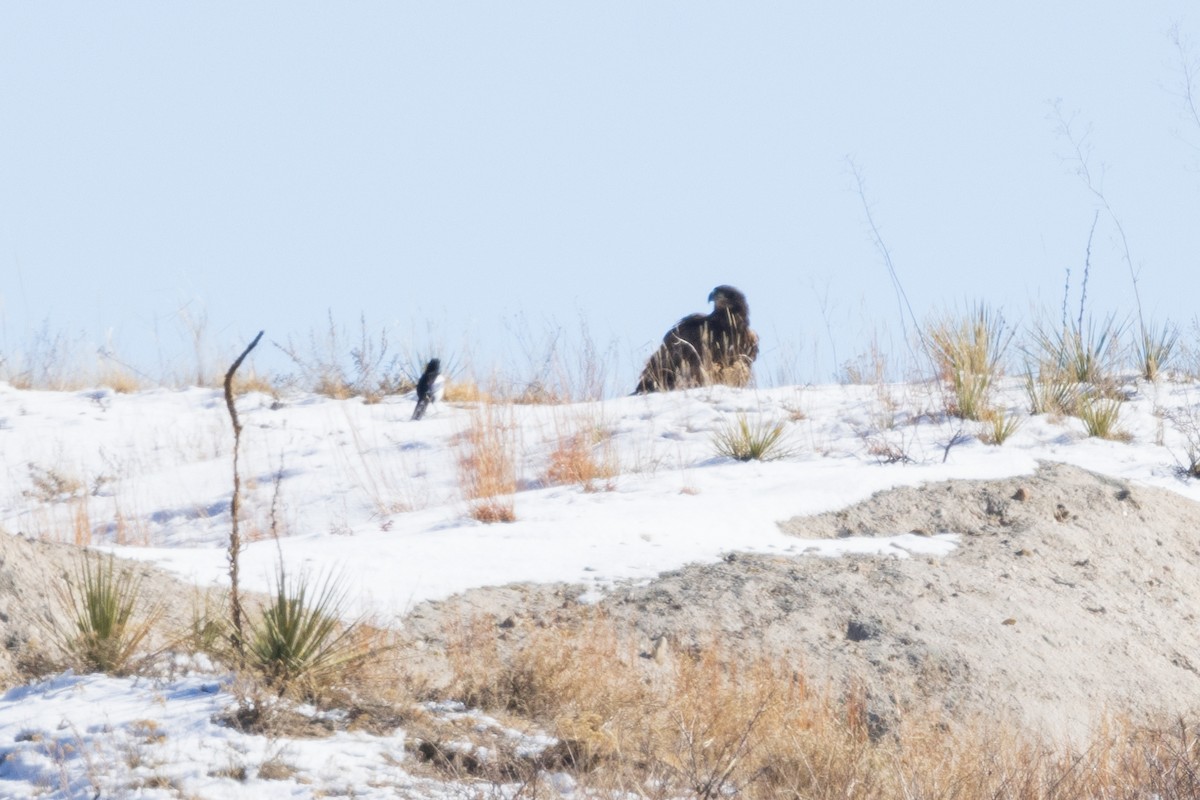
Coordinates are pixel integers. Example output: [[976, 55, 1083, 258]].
[[1077, 395, 1129, 441], [57, 555, 164, 674], [1137, 322, 1179, 382], [711, 414, 794, 462], [247, 566, 366, 695], [926, 304, 1012, 421]]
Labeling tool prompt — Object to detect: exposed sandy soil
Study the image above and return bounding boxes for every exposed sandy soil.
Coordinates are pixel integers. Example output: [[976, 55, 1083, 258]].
[[6, 462, 1200, 743], [399, 462, 1200, 741], [0, 533, 209, 685]]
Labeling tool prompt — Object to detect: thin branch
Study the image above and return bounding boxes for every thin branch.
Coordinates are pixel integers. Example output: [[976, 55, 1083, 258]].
[[1050, 104, 1145, 335], [847, 159, 927, 362], [1079, 209, 1100, 332], [224, 329, 264, 659], [1170, 23, 1200, 148]]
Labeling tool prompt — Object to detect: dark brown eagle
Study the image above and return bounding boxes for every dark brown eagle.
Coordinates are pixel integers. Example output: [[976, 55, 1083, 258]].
[[634, 285, 759, 393]]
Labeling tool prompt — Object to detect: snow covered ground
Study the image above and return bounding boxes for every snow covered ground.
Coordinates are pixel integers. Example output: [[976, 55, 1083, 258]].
[[1, 376, 1199, 797]]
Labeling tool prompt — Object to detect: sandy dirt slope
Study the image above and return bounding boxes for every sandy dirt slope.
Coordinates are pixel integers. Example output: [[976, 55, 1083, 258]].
[[401, 462, 1200, 741], [5, 462, 1200, 743]]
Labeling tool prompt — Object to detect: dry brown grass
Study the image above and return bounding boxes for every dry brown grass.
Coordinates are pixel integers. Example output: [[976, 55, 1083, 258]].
[[456, 402, 519, 523], [71, 497, 92, 547], [98, 366, 143, 394], [542, 415, 617, 492], [228, 369, 279, 397], [442, 378, 488, 404], [432, 613, 1200, 798], [926, 303, 1012, 421]]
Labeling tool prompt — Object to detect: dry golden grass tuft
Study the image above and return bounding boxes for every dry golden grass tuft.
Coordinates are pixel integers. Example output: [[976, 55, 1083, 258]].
[[70, 497, 92, 547], [442, 378, 488, 404], [430, 612, 1200, 797], [1077, 394, 1133, 442], [542, 415, 617, 492], [978, 406, 1023, 446], [456, 403, 519, 523], [229, 369, 279, 397], [98, 366, 143, 394], [926, 303, 1012, 421]]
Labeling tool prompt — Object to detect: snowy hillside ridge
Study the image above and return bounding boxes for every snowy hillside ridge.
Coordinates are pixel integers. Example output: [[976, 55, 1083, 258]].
[[2, 376, 1199, 620], [5, 378, 1200, 797]]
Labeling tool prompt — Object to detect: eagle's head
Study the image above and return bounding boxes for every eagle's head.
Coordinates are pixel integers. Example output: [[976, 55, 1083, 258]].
[[708, 285, 749, 319]]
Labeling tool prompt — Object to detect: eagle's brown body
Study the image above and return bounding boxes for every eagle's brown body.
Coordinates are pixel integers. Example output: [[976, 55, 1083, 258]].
[[634, 285, 759, 394]]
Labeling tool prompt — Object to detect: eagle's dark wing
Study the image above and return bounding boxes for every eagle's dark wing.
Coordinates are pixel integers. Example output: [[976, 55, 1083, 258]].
[[634, 285, 759, 394], [634, 313, 710, 394]]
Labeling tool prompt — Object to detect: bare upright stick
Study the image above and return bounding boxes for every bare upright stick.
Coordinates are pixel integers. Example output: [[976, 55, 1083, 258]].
[[224, 330, 264, 659]]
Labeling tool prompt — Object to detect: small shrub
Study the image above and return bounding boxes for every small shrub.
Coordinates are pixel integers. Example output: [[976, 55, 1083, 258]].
[[276, 312, 414, 400], [56, 555, 165, 674], [246, 566, 368, 696], [1165, 404, 1200, 478], [979, 408, 1022, 446], [1077, 395, 1130, 441], [543, 418, 617, 492], [926, 303, 1012, 420], [24, 463, 84, 503], [712, 414, 794, 462], [860, 430, 916, 464]]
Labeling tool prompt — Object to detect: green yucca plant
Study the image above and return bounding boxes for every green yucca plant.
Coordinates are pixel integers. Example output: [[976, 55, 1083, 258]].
[[711, 414, 794, 462], [980, 408, 1023, 446], [247, 566, 367, 695], [1023, 366, 1080, 417], [926, 303, 1012, 421], [57, 555, 164, 674], [1028, 314, 1124, 386], [1137, 321, 1179, 382], [1077, 395, 1129, 441]]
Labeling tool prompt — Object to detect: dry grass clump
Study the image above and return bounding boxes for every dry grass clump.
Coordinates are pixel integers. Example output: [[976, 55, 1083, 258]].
[[542, 415, 617, 491], [24, 463, 85, 503], [433, 614, 1200, 798], [98, 366, 143, 394], [1077, 395, 1131, 441], [441, 377, 488, 404], [228, 369, 279, 397], [978, 407, 1023, 446], [926, 303, 1012, 420], [456, 403, 519, 523]]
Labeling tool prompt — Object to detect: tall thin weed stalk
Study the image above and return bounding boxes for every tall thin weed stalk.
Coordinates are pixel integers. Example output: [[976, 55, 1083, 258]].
[[457, 402, 519, 522]]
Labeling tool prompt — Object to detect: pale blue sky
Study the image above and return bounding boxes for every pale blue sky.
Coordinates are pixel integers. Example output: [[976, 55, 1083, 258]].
[[2, 3, 1198, 389]]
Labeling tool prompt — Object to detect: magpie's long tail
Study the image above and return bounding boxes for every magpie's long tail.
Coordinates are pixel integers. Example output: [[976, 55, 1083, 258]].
[[412, 397, 431, 421]]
